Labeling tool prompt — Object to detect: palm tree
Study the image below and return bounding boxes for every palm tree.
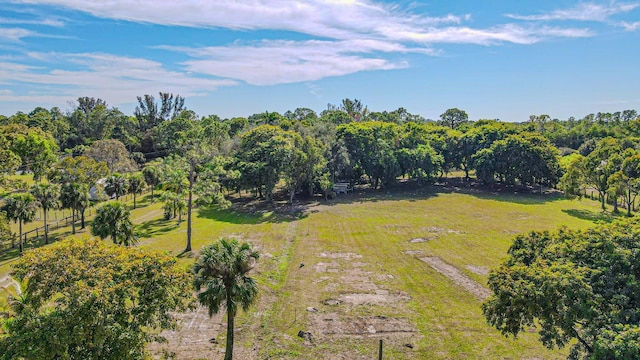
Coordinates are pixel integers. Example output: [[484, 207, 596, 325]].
[[3, 193, 37, 253], [193, 238, 259, 360], [91, 201, 137, 246], [30, 183, 60, 244], [142, 164, 161, 201], [60, 182, 88, 234], [104, 173, 129, 200], [127, 173, 146, 209]]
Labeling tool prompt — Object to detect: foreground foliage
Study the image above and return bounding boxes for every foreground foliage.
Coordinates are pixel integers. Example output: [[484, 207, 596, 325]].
[[0, 237, 194, 360], [483, 218, 640, 359]]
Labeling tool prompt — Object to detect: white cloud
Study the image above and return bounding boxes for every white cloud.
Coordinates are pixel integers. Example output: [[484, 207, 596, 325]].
[[506, 2, 639, 22], [159, 39, 421, 85], [619, 20, 640, 30], [14, 0, 463, 42], [0, 26, 74, 42], [0, 17, 65, 27], [14, 0, 592, 46], [0, 53, 237, 105], [395, 24, 593, 45], [0, 27, 34, 41]]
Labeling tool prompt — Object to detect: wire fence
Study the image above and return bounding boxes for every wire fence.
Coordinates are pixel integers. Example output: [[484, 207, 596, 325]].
[[2, 190, 150, 253]]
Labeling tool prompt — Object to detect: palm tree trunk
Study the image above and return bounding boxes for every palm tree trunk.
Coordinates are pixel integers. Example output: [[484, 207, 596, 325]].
[[19, 220, 23, 253], [628, 189, 633, 217], [43, 208, 48, 244], [186, 166, 194, 252], [133, 193, 137, 209], [71, 208, 76, 234], [81, 208, 86, 229], [225, 308, 235, 360]]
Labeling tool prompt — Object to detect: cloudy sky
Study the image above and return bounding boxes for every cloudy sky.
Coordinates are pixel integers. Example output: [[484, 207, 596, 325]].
[[0, 0, 639, 121]]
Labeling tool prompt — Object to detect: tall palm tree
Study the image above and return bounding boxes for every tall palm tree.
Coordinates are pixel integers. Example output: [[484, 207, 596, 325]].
[[91, 201, 137, 246], [193, 238, 259, 360], [30, 183, 60, 244], [60, 182, 87, 234], [127, 173, 146, 209], [142, 165, 161, 200], [3, 193, 37, 253], [104, 173, 129, 200]]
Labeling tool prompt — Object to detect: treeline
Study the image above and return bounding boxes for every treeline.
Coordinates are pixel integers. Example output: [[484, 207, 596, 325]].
[[2, 95, 640, 217]]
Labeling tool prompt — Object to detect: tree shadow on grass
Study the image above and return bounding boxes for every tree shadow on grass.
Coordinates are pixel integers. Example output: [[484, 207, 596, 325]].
[[562, 209, 625, 224], [197, 206, 303, 225], [137, 218, 180, 238], [468, 190, 565, 205]]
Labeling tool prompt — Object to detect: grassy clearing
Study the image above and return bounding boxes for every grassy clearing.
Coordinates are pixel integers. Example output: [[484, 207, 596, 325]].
[[0, 182, 616, 359]]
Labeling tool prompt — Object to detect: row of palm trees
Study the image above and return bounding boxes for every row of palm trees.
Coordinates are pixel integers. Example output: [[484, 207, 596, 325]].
[[1, 173, 147, 253]]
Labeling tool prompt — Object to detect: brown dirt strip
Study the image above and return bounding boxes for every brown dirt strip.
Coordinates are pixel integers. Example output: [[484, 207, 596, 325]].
[[419, 257, 491, 301]]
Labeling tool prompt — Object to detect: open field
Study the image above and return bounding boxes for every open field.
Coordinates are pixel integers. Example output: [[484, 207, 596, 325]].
[[1, 181, 617, 359]]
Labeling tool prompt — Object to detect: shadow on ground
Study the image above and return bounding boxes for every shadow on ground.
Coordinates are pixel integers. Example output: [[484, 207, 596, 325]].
[[137, 218, 180, 238], [562, 209, 625, 224]]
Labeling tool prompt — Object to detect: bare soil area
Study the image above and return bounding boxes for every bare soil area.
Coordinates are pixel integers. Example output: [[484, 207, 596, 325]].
[[419, 257, 491, 300]]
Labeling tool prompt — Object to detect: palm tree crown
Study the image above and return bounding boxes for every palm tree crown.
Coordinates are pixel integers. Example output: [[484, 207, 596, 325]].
[[91, 201, 137, 246], [193, 238, 259, 360]]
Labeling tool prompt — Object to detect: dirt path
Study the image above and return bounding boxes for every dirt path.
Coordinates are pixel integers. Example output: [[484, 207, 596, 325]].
[[0, 276, 20, 295], [419, 257, 491, 301]]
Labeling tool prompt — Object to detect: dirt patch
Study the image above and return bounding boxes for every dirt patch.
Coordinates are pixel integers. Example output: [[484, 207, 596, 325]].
[[339, 292, 411, 306], [403, 250, 424, 255], [315, 261, 339, 273], [309, 313, 417, 337], [420, 257, 491, 300], [319, 252, 363, 260], [323, 298, 344, 306], [466, 265, 489, 276], [149, 306, 222, 359], [409, 237, 431, 243], [422, 226, 461, 234]]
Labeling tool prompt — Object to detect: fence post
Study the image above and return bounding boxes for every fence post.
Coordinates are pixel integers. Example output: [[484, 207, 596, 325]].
[[378, 339, 383, 360]]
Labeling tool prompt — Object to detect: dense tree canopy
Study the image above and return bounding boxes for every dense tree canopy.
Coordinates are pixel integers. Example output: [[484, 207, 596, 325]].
[[0, 237, 194, 360], [91, 201, 137, 246], [483, 218, 640, 359]]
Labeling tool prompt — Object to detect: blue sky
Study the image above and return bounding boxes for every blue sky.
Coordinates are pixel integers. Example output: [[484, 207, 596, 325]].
[[0, 0, 639, 121]]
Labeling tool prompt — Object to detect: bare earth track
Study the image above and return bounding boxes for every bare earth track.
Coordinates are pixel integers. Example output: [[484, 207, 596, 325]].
[[419, 257, 491, 300]]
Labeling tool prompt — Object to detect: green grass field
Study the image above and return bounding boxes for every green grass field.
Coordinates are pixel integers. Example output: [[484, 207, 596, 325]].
[[0, 181, 618, 359]]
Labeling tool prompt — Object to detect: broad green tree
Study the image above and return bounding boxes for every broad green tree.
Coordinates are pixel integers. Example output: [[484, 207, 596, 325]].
[[50, 155, 109, 188], [193, 238, 259, 360], [0, 212, 13, 254], [30, 183, 60, 244], [608, 153, 640, 216], [483, 218, 640, 359], [439, 107, 469, 129], [91, 201, 137, 246], [583, 137, 623, 210], [1, 124, 58, 182], [86, 139, 137, 173], [0, 237, 193, 360], [2, 193, 37, 252], [235, 125, 297, 201], [337, 121, 400, 188]]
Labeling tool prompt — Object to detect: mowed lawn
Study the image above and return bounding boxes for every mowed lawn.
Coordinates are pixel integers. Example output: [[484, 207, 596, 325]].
[[1, 184, 614, 359]]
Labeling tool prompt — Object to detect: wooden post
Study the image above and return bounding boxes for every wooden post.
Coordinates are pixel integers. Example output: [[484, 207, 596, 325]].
[[378, 339, 383, 360]]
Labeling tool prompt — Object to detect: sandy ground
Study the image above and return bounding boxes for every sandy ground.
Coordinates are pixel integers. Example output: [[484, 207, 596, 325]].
[[419, 257, 491, 300]]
